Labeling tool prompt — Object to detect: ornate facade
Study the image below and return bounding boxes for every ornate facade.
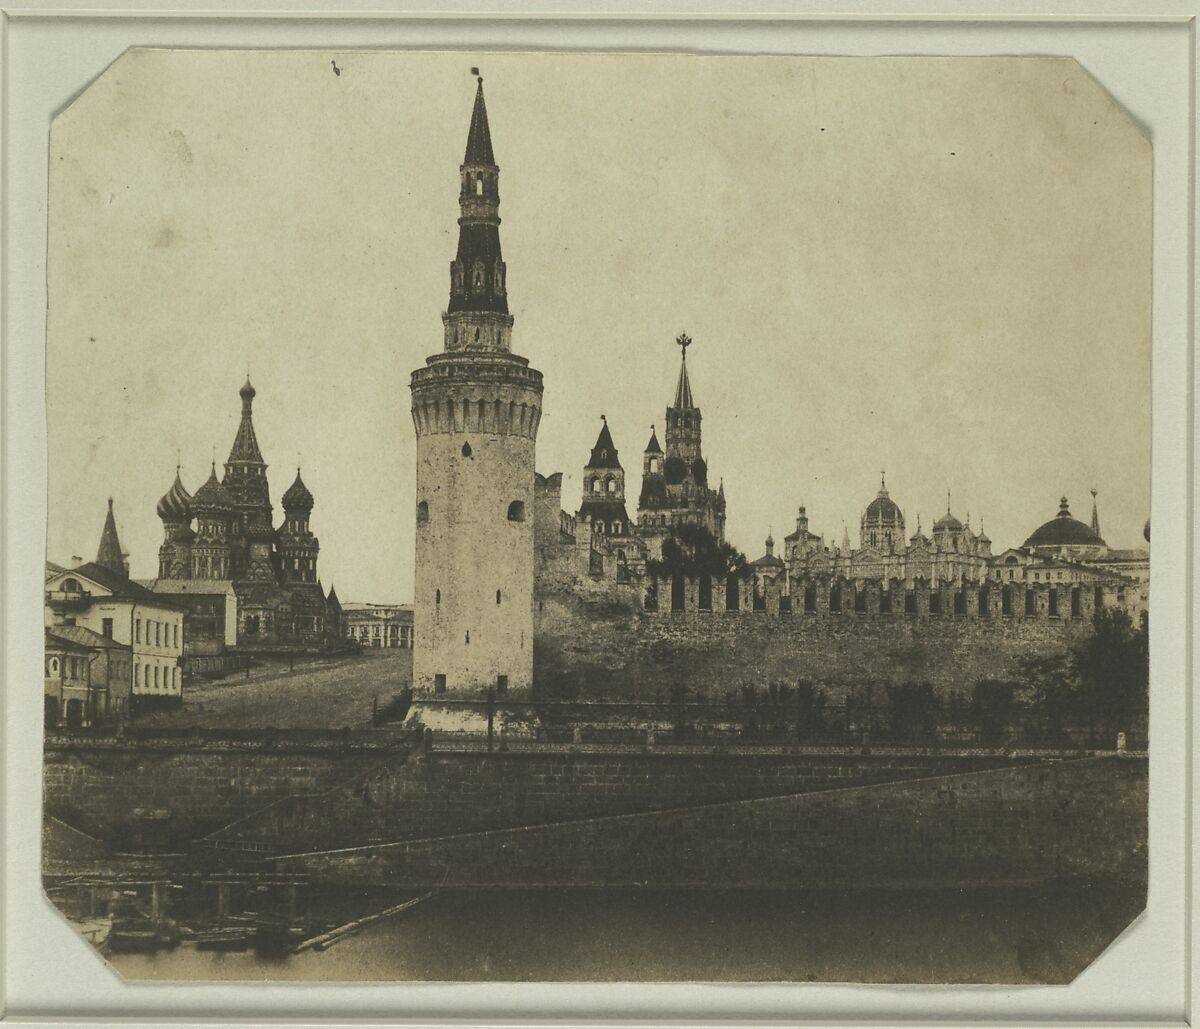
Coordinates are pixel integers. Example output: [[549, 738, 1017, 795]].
[[635, 335, 727, 558], [151, 379, 340, 651]]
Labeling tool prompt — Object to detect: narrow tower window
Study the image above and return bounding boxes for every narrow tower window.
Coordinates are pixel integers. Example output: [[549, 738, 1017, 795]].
[[416, 501, 429, 524], [436, 589, 441, 605], [462, 442, 472, 458], [496, 589, 502, 605], [507, 501, 526, 522]]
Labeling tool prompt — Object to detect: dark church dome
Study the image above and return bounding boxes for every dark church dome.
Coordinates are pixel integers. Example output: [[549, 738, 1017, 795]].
[[156, 469, 192, 521], [865, 494, 902, 523], [1023, 497, 1106, 549], [933, 511, 963, 533], [191, 465, 235, 511], [282, 469, 314, 513], [663, 456, 687, 485]]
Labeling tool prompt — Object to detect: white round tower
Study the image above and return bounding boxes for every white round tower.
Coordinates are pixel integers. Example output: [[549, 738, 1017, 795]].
[[410, 75, 543, 699]]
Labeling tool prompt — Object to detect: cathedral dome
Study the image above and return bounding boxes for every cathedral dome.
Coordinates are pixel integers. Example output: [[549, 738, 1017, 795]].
[[1023, 497, 1106, 549], [239, 376, 256, 403], [933, 511, 963, 533], [691, 457, 708, 486], [192, 465, 235, 511], [865, 494, 902, 523], [156, 469, 192, 521], [282, 469, 314, 513]]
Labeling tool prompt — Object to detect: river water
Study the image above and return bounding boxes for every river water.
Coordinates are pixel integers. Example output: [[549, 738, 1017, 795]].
[[106, 884, 1141, 984]]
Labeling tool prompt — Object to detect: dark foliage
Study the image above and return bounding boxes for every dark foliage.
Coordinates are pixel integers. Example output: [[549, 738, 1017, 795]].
[[645, 523, 751, 580]]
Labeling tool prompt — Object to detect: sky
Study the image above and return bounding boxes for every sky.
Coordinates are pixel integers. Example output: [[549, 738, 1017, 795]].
[[46, 50, 1151, 602]]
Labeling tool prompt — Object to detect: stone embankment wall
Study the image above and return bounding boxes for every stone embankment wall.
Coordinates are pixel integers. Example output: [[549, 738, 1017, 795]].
[[276, 755, 1147, 890], [534, 587, 1096, 700], [42, 730, 411, 847], [206, 746, 1025, 855]]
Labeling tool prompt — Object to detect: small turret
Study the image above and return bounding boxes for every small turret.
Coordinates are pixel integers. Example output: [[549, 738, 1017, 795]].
[[95, 497, 129, 577]]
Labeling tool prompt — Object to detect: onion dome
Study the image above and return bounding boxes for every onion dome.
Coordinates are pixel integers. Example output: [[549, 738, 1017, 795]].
[[239, 376, 256, 404], [1023, 496, 1106, 549], [691, 456, 708, 486], [282, 468, 314, 513], [909, 514, 928, 544], [156, 467, 192, 521], [191, 463, 235, 511]]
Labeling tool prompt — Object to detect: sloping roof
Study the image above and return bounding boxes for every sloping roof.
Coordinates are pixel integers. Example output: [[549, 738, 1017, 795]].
[[48, 624, 130, 651], [68, 562, 187, 611], [464, 77, 496, 165], [586, 420, 621, 470], [45, 627, 96, 654], [644, 426, 663, 454]]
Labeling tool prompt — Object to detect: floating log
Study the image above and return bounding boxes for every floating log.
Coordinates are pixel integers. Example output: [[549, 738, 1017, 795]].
[[292, 891, 435, 954]]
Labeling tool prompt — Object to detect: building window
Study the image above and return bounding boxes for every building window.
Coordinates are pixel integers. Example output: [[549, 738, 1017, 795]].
[[606, 477, 616, 494], [417, 500, 429, 524], [854, 590, 867, 613], [507, 501, 526, 522], [929, 592, 942, 615], [465, 631, 470, 645], [879, 591, 892, 614], [63, 578, 80, 593], [1048, 589, 1059, 617], [1025, 590, 1036, 617], [954, 591, 967, 616], [496, 674, 508, 695], [979, 586, 990, 617], [725, 575, 740, 612], [805, 586, 817, 613], [101, 618, 113, 639], [698, 575, 712, 611], [496, 589, 502, 605], [436, 589, 441, 606], [1094, 586, 1104, 609], [591, 478, 601, 494], [434, 673, 447, 693], [135, 619, 142, 643], [1071, 587, 1081, 617], [671, 574, 685, 612], [904, 591, 916, 615], [1002, 586, 1013, 615], [154, 666, 160, 688], [830, 585, 842, 614], [155, 622, 161, 647]]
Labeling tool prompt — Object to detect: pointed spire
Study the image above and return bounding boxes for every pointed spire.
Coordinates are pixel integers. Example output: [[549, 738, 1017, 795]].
[[644, 424, 663, 455], [227, 377, 265, 466], [1090, 488, 1101, 537], [586, 417, 621, 469], [464, 73, 495, 165], [96, 497, 128, 576], [673, 332, 695, 409]]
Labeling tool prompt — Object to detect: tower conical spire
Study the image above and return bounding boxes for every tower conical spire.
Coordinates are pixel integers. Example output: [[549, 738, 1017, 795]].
[[446, 72, 509, 324], [95, 497, 128, 576], [464, 75, 495, 165], [673, 332, 695, 409], [1090, 488, 1101, 537]]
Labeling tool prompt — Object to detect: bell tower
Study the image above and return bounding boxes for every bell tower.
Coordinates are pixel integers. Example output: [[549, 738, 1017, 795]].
[[410, 74, 543, 698]]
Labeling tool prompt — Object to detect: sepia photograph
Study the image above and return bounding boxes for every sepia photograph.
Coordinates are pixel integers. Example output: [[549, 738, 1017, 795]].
[[38, 48, 1151, 985]]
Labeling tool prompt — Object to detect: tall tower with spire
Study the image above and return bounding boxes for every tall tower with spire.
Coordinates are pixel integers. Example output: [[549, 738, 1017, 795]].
[[222, 377, 275, 582], [410, 74, 543, 698], [577, 416, 631, 537], [636, 333, 726, 556]]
